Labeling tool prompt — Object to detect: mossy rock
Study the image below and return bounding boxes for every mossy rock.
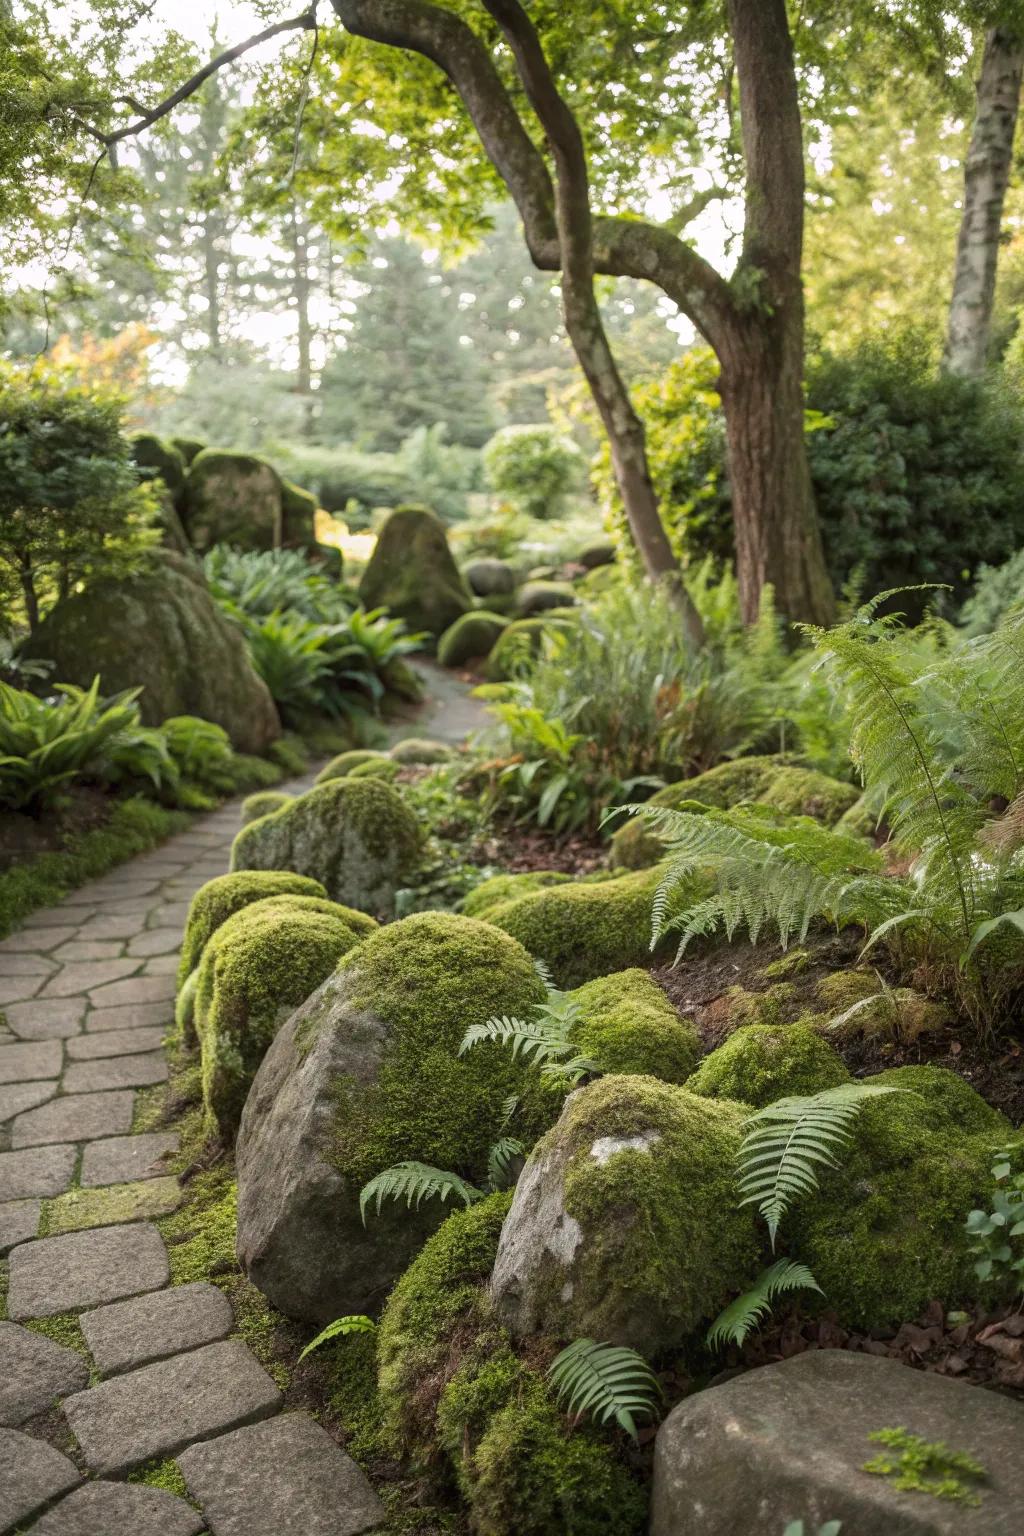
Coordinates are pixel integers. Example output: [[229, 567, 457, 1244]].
[[812, 971, 948, 1043], [347, 757, 401, 782], [230, 777, 422, 918], [687, 1022, 850, 1108], [486, 612, 578, 680], [359, 505, 471, 638], [389, 737, 455, 766], [609, 756, 859, 870], [437, 610, 508, 668], [491, 1075, 760, 1354], [177, 869, 329, 998], [171, 436, 205, 466], [568, 969, 699, 1084], [377, 1194, 646, 1536], [21, 552, 280, 755], [486, 866, 699, 988], [281, 479, 318, 548], [461, 870, 573, 920], [577, 540, 616, 570], [791, 1065, 1010, 1330], [463, 557, 517, 597], [240, 791, 292, 826], [131, 433, 186, 506], [150, 485, 191, 556], [194, 894, 376, 1135], [315, 750, 390, 784], [835, 793, 879, 841], [183, 449, 283, 552], [516, 580, 577, 617], [235, 913, 550, 1321]]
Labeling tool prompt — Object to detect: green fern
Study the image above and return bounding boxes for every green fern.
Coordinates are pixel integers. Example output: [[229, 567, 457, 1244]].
[[707, 1259, 823, 1350], [487, 1136, 525, 1190], [738, 1082, 901, 1247], [460, 992, 599, 1085], [547, 1338, 662, 1440], [359, 1161, 484, 1223], [298, 1314, 376, 1361]]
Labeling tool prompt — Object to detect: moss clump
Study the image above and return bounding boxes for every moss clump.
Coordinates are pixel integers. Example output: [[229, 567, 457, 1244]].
[[315, 749, 390, 784], [230, 777, 422, 918], [461, 870, 572, 919], [463, 557, 517, 596], [719, 983, 801, 1030], [158, 1165, 238, 1285], [240, 790, 292, 825], [183, 448, 283, 551], [389, 737, 455, 765], [609, 756, 859, 869], [487, 866, 698, 987], [486, 613, 577, 680], [568, 968, 699, 1084], [437, 610, 507, 668], [378, 1194, 646, 1536], [516, 580, 577, 617], [267, 734, 309, 776], [330, 913, 549, 1188], [791, 1065, 1009, 1329], [812, 971, 947, 1043], [347, 757, 401, 782], [178, 869, 327, 989], [836, 794, 880, 840], [127, 1459, 192, 1502], [687, 1022, 850, 1108], [42, 1177, 181, 1235], [359, 504, 472, 638], [280, 478, 318, 548], [195, 894, 377, 1134]]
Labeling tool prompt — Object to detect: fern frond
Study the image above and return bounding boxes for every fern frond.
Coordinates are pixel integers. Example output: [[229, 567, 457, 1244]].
[[738, 1082, 901, 1247], [499, 1093, 520, 1128], [359, 1162, 483, 1224], [460, 1009, 582, 1072], [487, 1136, 525, 1190], [707, 1260, 823, 1350], [298, 1314, 376, 1361], [547, 1338, 662, 1440]]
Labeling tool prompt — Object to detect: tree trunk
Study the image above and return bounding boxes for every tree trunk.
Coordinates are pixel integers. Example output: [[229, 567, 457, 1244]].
[[19, 559, 39, 633], [717, 319, 834, 627], [944, 27, 1023, 378], [202, 217, 222, 360], [291, 211, 315, 440]]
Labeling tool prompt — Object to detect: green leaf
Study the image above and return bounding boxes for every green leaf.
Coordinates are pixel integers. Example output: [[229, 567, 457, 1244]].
[[359, 1161, 483, 1224], [298, 1314, 376, 1361], [964, 909, 1024, 963], [547, 1338, 662, 1440], [707, 1260, 823, 1350]]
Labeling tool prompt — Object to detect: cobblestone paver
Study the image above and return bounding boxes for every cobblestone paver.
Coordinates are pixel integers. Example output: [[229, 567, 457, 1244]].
[[0, 766, 389, 1532]]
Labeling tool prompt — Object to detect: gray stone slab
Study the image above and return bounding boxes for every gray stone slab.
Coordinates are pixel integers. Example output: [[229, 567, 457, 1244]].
[[0, 1319, 90, 1427], [82, 1281, 233, 1376], [31, 1480, 205, 1536], [0, 1081, 57, 1122], [146, 902, 192, 927], [80, 1131, 179, 1187], [41, 959, 139, 999], [11, 1090, 135, 1148], [50, 940, 126, 962], [87, 974, 176, 1008], [7, 1222, 169, 1320], [142, 955, 180, 976], [0, 1198, 39, 1255], [5, 997, 87, 1040], [0, 1144, 76, 1200], [20, 910, 86, 932], [126, 929, 182, 958], [67, 1027, 166, 1061], [0, 1041, 62, 1085], [75, 913, 146, 940], [0, 974, 43, 1005], [178, 1412, 385, 1536], [85, 1001, 172, 1032], [0, 1426, 82, 1532], [62, 1051, 168, 1095], [0, 953, 58, 975], [63, 1339, 282, 1476]]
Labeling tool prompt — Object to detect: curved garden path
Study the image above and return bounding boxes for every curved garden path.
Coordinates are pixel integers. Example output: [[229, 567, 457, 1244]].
[[0, 663, 487, 1535]]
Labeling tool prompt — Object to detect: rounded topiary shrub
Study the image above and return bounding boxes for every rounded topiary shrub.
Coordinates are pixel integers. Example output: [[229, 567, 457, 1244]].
[[686, 1022, 850, 1108], [131, 432, 186, 506], [482, 424, 582, 521], [240, 791, 293, 826], [230, 776, 422, 917]]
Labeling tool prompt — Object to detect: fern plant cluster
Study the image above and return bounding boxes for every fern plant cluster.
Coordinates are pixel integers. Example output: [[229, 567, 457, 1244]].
[[628, 598, 1024, 1031]]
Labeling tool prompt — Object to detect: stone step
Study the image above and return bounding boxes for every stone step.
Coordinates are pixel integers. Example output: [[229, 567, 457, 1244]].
[[0, 1145, 76, 1202], [0, 1320, 89, 1428], [80, 1131, 179, 1187], [0, 1198, 40, 1256], [30, 1480, 206, 1536], [62, 1338, 282, 1476], [0, 1426, 81, 1532], [61, 1051, 169, 1096], [11, 1090, 135, 1149], [81, 1282, 233, 1377], [7, 1221, 169, 1320]]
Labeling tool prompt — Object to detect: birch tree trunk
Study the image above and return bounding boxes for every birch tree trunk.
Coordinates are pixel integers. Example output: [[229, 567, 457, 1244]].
[[944, 27, 1024, 378]]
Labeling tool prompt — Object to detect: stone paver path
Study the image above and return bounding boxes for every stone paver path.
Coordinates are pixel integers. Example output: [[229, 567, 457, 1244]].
[[0, 766, 387, 1534]]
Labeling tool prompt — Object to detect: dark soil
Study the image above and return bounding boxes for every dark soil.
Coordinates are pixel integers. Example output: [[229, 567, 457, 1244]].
[[475, 825, 607, 877], [0, 785, 112, 871]]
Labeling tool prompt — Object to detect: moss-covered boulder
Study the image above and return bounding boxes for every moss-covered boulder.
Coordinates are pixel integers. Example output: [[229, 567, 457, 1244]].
[[687, 1023, 850, 1108], [347, 757, 401, 782], [389, 737, 455, 765], [463, 557, 517, 597], [491, 1076, 759, 1354], [437, 610, 507, 668], [462, 870, 573, 920], [230, 777, 422, 918], [486, 866, 695, 987], [577, 540, 616, 571], [21, 552, 280, 755], [235, 913, 550, 1321], [183, 449, 283, 552], [377, 1194, 646, 1536], [131, 432, 186, 506], [568, 970, 699, 1084], [195, 894, 377, 1135], [610, 756, 860, 870], [171, 436, 205, 466], [486, 612, 578, 680], [359, 505, 471, 638], [177, 869, 327, 989], [281, 479, 318, 548], [791, 1065, 1010, 1330], [315, 749, 390, 784], [517, 580, 577, 617], [240, 791, 292, 826]]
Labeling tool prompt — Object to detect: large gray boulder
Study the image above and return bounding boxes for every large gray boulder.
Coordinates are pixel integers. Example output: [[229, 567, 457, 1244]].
[[183, 450, 283, 552], [358, 505, 471, 637], [22, 553, 280, 755], [651, 1350, 1024, 1535], [463, 557, 516, 597]]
